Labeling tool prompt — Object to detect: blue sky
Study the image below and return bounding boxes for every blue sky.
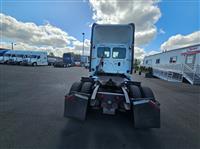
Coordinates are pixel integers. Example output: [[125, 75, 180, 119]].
[[1, 0, 199, 57], [148, 1, 199, 51], [1, 1, 93, 39]]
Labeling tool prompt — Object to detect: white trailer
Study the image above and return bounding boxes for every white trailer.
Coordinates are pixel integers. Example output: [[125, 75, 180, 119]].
[[143, 44, 200, 85]]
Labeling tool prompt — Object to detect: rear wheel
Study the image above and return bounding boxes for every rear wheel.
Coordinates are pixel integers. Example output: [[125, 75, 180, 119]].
[[141, 86, 155, 100], [32, 62, 37, 66], [128, 85, 142, 126], [80, 82, 93, 94], [69, 82, 82, 94], [129, 85, 142, 98]]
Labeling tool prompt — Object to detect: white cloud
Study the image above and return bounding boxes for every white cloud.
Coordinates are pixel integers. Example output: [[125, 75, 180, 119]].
[[145, 50, 159, 56], [0, 13, 147, 59], [0, 12, 157, 60], [0, 13, 90, 57], [89, 0, 161, 46], [134, 47, 160, 60], [0, 13, 73, 47], [159, 28, 165, 34], [161, 31, 200, 51], [0, 40, 90, 57], [134, 47, 145, 60]]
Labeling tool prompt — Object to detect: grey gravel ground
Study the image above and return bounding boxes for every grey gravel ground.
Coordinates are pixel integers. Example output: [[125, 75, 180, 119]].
[[0, 65, 199, 149]]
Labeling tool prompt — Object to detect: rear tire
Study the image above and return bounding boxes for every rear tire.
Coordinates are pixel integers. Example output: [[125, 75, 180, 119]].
[[141, 87, 155, 100], [80, 82, 93, 94], [129, 85, 142, 98], [69, 82, 82, 94], [32, 62, 37, 66]]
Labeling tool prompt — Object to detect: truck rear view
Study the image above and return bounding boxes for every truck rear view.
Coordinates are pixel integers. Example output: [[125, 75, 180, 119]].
[[64, 23, 160, 128]]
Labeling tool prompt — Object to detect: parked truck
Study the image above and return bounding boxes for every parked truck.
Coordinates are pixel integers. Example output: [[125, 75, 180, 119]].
[[64, 23, 160, 128], [63, 53, 74, 67]]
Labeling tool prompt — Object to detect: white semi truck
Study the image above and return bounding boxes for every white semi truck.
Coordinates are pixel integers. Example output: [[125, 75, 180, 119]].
[[64, 23, 160, 128]]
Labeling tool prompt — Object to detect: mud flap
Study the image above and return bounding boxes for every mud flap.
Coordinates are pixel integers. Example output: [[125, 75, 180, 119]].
[[64, 93, 89, 120], [133, 99, 160, 128]]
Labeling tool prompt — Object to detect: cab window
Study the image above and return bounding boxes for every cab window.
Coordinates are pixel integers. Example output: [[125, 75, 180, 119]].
[[112, 47, 126, 59], [30, 55, 37, 58], [97, 47, 110, 58]]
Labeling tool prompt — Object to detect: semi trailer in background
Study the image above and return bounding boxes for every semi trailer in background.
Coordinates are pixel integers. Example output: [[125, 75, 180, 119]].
[[54, 52, 75, 68], [64, 23, 160, 128], [63, 53, 75, 67]]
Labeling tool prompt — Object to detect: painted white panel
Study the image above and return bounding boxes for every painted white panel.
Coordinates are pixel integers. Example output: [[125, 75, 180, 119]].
[[143, 44, 200, 67]]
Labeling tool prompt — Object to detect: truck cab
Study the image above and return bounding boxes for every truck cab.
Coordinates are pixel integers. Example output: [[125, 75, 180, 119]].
[[27, 55, 39, 66], [63, 53, 74, 67], [26, 52, 48, 66], [90, 24, 133, 77]]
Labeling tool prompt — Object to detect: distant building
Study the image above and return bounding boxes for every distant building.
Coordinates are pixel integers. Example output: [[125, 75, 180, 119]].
[[142, 44, 200, 85]]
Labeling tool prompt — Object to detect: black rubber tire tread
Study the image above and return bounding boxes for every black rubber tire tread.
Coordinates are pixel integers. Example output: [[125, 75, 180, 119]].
[[129, 85, 142, 98], [32, 62, 37, 66], [141, 86, 155, 99], [80, 82, 93, 94], [69, 82, 82, 94]]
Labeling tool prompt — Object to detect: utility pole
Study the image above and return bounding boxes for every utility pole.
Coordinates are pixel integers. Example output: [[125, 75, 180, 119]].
[[82, 32, 85, 56], [11, 42, 16, 50]]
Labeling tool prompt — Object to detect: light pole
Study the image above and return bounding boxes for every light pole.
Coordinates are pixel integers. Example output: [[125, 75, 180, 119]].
[[82, 32, 85, 56], [11, 42, 16, 50]]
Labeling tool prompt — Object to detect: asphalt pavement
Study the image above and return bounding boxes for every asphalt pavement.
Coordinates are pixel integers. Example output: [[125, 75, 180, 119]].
[[0, 65, 199, 149]]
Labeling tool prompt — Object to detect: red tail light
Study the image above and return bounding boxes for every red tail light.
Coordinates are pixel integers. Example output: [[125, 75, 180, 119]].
[[65, 95, 74, 100]]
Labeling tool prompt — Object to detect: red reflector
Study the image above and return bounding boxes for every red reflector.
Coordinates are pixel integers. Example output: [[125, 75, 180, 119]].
[[65, 95, 74, 100], [149, 100, 160, 110]]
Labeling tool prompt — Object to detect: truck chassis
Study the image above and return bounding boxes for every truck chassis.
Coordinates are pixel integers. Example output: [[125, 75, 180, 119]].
[[64, 74, 160, 128]]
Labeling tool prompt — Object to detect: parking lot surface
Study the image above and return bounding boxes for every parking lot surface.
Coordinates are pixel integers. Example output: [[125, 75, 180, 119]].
[[0, 65, 199, 149]]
